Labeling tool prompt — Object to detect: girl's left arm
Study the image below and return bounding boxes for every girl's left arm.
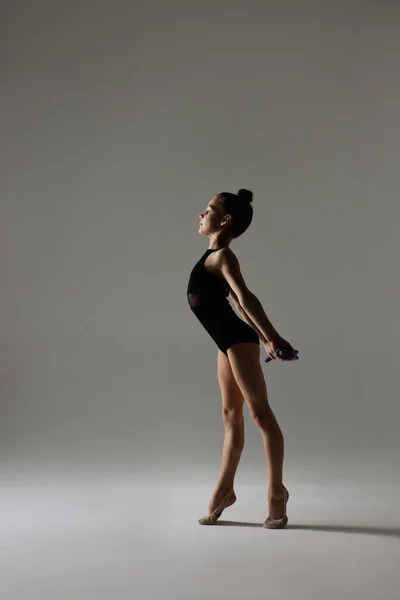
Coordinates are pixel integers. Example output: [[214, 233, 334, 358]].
[[219, 249, 281, 343]]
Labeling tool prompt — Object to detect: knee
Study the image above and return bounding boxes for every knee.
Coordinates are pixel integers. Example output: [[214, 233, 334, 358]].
[[222, 407, 243, 427], [250, 407, 277, 430]]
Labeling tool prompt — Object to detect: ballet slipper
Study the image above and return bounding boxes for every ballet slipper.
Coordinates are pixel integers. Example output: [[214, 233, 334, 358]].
[[263, 486, 289, 529], [198, 489, 233, 525]]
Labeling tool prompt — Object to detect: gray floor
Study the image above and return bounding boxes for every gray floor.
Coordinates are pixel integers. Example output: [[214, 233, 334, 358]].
[[1, 475, 399, 600]]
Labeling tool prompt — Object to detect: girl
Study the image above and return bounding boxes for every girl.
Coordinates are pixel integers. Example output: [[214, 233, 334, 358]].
[[187, 189, 297, 529]]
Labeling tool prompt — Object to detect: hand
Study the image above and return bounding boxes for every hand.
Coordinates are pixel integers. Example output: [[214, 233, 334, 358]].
[[263, 336, 297, 362]]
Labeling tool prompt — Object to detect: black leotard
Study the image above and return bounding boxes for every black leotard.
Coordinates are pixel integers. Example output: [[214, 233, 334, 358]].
[[187, 249, 260, 355]]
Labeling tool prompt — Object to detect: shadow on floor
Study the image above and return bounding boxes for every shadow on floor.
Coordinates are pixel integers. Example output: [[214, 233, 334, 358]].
[[213, 521, 400, 538]]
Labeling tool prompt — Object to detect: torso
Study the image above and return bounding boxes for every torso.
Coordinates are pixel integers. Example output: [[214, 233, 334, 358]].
[[186, 247, 259, 353], [186, 248, 231, 309]]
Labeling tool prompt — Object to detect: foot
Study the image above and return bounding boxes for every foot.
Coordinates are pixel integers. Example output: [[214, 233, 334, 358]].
[[267, 485, 288, 520], [208, 487, 236, 515], [198, 487, 236, 525]]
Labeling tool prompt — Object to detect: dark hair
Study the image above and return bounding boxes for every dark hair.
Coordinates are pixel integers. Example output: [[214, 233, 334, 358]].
[[217, 188, 254, 238]]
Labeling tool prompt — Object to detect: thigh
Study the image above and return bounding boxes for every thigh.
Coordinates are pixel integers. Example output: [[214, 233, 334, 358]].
[[217, 349, 244, 414], [227, 342, 270, 417]]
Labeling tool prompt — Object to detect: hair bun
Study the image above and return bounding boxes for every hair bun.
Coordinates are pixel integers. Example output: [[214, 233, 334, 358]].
[[237, 188, 253, 203]]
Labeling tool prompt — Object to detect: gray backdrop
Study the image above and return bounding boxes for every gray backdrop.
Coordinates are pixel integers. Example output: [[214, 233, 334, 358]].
[[1, 0, 399, 485]]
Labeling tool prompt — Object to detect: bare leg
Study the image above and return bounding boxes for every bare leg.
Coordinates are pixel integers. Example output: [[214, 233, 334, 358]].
[[215, 412, 244, 490], [206, 350, 245, 514], [227, 342, 287, 519], [258, 409, 285, 493]]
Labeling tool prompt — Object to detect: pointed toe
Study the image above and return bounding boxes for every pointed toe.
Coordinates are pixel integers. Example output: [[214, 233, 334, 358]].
[[198, 489, 233, 526]]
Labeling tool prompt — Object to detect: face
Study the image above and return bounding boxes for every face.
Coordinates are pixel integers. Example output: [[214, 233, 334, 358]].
[[199, 196, 226, 236]]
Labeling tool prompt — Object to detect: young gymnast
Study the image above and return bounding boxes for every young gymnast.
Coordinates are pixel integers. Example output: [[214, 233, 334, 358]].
[[187, 189, 297, 528]]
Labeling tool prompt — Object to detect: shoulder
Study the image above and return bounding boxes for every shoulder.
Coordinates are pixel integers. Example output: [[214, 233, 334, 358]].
[[217, 247, 239, 267], [211, 247, 241, 274]]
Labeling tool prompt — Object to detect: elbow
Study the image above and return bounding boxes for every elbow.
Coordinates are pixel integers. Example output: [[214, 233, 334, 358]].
[[241, 291, 258, 312]]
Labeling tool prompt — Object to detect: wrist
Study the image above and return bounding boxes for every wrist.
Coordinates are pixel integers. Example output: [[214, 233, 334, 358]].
[[266, 331, 281, 343]]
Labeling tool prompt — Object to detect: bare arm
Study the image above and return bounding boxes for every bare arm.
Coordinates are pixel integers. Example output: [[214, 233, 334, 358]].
[[240, 292, 280, 342], [229, 290, 269, 344], [220, 249, 281, 343]]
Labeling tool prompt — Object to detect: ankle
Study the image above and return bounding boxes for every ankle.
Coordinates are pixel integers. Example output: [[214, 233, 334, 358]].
[[268, 484, 285, 498], [215, 483, 233, 494]]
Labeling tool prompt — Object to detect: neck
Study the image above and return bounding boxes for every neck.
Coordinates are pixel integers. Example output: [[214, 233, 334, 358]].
[[208, 234, 231, 250]]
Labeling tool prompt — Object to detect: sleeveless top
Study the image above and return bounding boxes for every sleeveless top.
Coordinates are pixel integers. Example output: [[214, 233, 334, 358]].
[[187, 249, 233, 314]]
